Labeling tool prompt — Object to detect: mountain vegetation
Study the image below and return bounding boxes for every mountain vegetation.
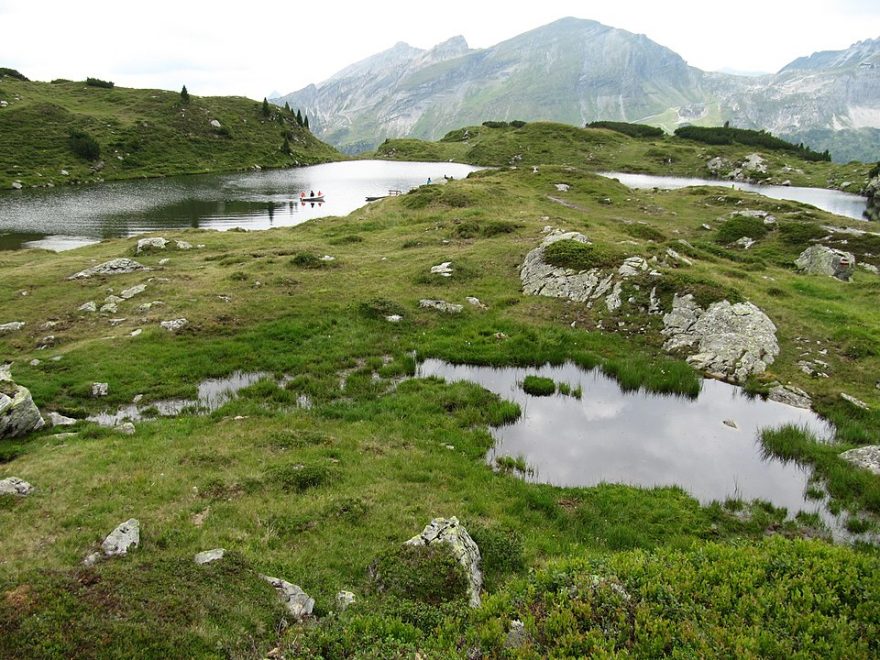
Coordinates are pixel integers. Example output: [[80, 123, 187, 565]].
[[2, 118, 879, 655], [274, 18, 880, 161], [0, 74, 339, 189]]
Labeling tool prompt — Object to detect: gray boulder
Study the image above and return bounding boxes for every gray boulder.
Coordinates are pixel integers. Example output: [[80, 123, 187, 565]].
[[0, 476, 34, 496], [136, 237, 168, 254], [839, 446, 880, 476], [419, 300, 463, 314], [335, 590, 356, 611], [68, 258, 149, 280], [92, 382, 109, 397], [662, 294, 779, 383], [261, 576, 314, 621], [47, 411, 77, 427], [795, 245, 855, 281], [120, 284, 147, 300], [0, 368, 45, 439], [768, 385, 812, 410], [406, 516, 482, 608], [160, 318, 188, 332], [101, 518, 140, 557], [0, 321, 25, 334], [194, 548, 225, 565]]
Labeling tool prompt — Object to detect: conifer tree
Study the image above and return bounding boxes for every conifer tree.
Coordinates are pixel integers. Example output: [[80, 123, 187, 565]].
[[284, 101, 291, 113], [262, 97, 270, 117], [180, 85, 190, 104], [304, 114, 310, 130], [295, 109, 303, 126]]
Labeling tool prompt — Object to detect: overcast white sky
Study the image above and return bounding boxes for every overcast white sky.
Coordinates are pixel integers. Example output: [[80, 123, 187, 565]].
[[1, 0, 878, 99]]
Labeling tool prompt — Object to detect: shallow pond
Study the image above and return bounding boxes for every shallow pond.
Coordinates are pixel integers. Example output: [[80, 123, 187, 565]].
[[416, 359, 854, 534], [0, 160, 480, 251], [601, 171, 869, 221]]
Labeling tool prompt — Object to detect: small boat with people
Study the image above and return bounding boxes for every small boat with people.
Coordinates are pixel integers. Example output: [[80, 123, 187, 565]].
[[300, 190, 324, 203]]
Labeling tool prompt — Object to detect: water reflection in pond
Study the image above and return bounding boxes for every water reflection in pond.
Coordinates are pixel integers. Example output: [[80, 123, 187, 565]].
[[600, 171, 870, 221], [417, 359, 844, 528]]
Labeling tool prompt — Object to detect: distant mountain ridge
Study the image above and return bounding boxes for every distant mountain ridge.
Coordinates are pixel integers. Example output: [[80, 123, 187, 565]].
[[273, 18, 880, 162]]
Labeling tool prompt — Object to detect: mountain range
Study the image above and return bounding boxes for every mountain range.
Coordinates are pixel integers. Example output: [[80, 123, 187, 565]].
[[273, 17, 880, 162]]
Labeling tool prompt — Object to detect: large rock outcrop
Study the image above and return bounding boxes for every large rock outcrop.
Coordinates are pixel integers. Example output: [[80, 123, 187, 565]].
[[839, 446, 880, 476], [662, 294, 779, 383], [406, 516, 482, 607], [68, 258, 149, 280], [795, 245, 856, 281], [0, 365, 45, 439], [520, 230, 654, 313]]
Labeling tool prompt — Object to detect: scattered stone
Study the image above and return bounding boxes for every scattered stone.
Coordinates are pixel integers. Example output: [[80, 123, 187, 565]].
[[419, 299, 463, 314], [701, 223, 712, 230], [160, 318, 188, 332], [68, 258, 149, 280], [385, 314, 402, 323], [723, 419, 738, 429], [29, 359, 40, 367], [78, 301, 97, 313], [61, 169, 69, 176], [11, 182, 22, 190], [505, 620, 528, 650], [137, 301, 164, 312], [175, 240, 192, 250], [136, 237, 169, 254], [768, 385, 812, 409], [115, 422, 136, 435], [466, 296, 487, 309], [662, 294, 779, 383], [335, 590, 356, 612], [841, 393, 870, 411], [320, 255, 335, 262], [648, 287, 661, 314], [210, 119, 221, 129], [406, 516, 482, 607], [158, 258, 170, 265], [261, 576, 314, 621], [618, 256, 648, 278], [47, 411, 77, 427], [430, 261, 454, 277], [120, 284, 146, 299], [130, 329, 142, 337], [132, 394, 143, 403], [734, 236, 756, 249], [194, 548, 225, 565], [665, 248, 693, 266], [0, 477, 34, 496], [555, 183, 570, 192], [192, 507, 210, 527], [795, 245, 855, 281], [108, 318, 127, 326], [101, 519, 140, 558], [0, 367, 45, 439], [706, 157, 731, 175], [839, 446, 880, 476], [100, 302, 118, 314], [0, 322, 25, 334], [91, 382, 109, 397]]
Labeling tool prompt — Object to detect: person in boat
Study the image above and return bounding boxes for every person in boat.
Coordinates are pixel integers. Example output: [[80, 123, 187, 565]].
[[426, 177, 431, 185], [310, 190, 315, 197]]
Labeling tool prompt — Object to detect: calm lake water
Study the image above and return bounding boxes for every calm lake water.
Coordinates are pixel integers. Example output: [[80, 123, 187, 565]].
[[416, 359, 858, 538], [0, 160, 480, 251], [601, 172, 870, 221]]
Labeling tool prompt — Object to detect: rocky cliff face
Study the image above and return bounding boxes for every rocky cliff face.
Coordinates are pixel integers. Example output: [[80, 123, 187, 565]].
[[274, 18, 880, 160]]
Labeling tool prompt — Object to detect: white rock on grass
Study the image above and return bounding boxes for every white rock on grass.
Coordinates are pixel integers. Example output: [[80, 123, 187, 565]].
[[136, 237, 168, 254], [115, 422, 136, 435], [0, 368, 45, 439], [430, 261, 454, 277], [841, 393, 870, 411], [261, 576, 314, 621], [0, 322, 25, 333], [839, 446, 880, 476], [194, 548, 226, 565], [662, 294, 778, 383], [68, 258, 149, 280], [101, 518, 140, 557], [0, 476, 34, 496], [120, 284, 147, 299], [160, 318, 188, 332], [385, 314, 403, 323], [175, 240, 192, 250], [419, 299, 463, 314], [92, 382, 109, 397], [768, 385, 812, 409], [795, 245, 856, 281], [78, 301, 97, 313], [406, 516, 482, 608], [335, 591, 356, 611], [47, 411, 77, 427]]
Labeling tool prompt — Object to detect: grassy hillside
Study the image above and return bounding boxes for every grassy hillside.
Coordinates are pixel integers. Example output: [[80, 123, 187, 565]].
[[373, 121, 872, 191], [0, 74, 339, 190], [2, 148, 879, 655]]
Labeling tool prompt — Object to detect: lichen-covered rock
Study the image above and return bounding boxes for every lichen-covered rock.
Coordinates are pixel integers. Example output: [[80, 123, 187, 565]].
[[662, 294, 778, 383], [136, 237, 168, 254], [430, 261, 454, 277], [795, 245, 855, 281], [0, 321, 25, 334], [261, 576, 314, 621], [68, 258, 149, 280], [194, 548, 225, 565], [78, 301, 97, 313], [839, 446, 880, 476], [768, 385, 812, 410], [91, 382, 109, 397], [101, 518, 140, 557], [419, 299, 463, 314], [0, 476, 34, 496], [47, 411, 77, 427], [0, 368, 45, 439], [335, 590, 356, 611], [406, 516, 482, 607], [160, 318, 188, 331], [841, 393, 870, 411], [120, 284, 147, 299]]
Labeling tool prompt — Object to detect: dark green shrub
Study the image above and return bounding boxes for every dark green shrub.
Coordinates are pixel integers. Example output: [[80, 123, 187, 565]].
[[357, 297, 405, 320], [0, 67, 28, 81], [290, 252, 323, 268], [587, 121, 664, 138], [622, 223, 665, 242], [328, 234, 363, 245], [467, 525, 525, 589], [85, 77, 114, 88], [370, 543, 468, 605], [674, 125, 830, 161], [778, 222, 826, 246], [522, 375, 555, 396], [270, 463, 331, 492], [509, 120, 527, 128], [482, 120, 509, 129], [68, 129, 100, 161], [715, 215, 770, 244], [543, 239, 621, 271]]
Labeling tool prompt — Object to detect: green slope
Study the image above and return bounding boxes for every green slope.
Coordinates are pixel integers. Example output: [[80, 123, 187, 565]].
[[0, 75, 339, 190]]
